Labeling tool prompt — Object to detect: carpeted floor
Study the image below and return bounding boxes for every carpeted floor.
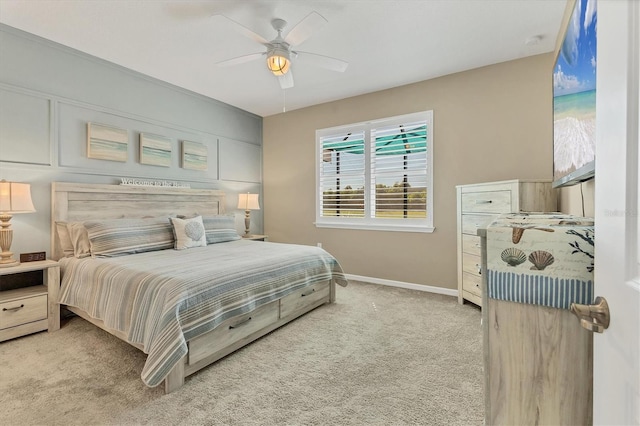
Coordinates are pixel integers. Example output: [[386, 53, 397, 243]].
[[0, 281, 483, 425]]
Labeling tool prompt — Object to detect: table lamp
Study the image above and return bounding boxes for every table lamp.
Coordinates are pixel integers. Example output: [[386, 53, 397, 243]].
[[237, 193, 260, 237], [0, 180, 36, 267]]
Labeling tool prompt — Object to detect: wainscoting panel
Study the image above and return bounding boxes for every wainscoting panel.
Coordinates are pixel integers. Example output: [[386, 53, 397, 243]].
[[0, 86, 52, 165], [219, 137, 262, 183]]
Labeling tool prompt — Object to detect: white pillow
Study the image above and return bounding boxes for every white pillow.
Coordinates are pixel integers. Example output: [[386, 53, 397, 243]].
[[170, 216, 207, 250]]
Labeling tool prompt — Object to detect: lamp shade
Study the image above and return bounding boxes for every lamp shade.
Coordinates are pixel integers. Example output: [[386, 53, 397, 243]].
[[0, 180, 36, 213], [237, 193, 260, 210]]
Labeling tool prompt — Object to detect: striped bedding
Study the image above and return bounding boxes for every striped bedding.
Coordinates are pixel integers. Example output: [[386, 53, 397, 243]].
[[58, 240, 348, 387]]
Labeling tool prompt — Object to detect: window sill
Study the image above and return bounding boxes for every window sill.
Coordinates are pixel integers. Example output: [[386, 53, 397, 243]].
[[314, 222, 435, 233]]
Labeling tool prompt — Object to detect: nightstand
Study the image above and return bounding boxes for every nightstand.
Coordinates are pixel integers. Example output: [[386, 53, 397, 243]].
[[242, 234, 268, 241], [0, 260, 60, 342]]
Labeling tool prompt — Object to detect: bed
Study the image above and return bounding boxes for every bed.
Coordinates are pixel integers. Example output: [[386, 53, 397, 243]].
[[51, 182, 347, 393]]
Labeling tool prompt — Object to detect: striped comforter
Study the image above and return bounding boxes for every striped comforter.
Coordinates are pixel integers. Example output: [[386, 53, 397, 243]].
[[58, 240, 348, 387]]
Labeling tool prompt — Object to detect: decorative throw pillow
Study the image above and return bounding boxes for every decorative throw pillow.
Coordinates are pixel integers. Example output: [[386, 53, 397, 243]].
[[84, 218, 174, 257], [201, 215, 241, 244], [204, 228, 241, 244], [66, 222, 92, 258], [170, 216, 207, 250], [55, 222, 75, 258]]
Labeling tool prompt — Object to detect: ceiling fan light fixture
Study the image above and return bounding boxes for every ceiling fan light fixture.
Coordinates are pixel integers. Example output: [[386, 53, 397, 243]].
[[266, 49, 290, 76]]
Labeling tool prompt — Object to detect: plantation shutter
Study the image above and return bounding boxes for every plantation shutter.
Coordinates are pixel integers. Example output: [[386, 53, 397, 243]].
[[370, 120, 428, 219], [319, 130, 366, 217], [316, 110, 433, 232]]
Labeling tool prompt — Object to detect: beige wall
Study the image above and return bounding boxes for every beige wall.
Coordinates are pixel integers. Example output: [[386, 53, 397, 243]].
[[263, 54, 555, 290]]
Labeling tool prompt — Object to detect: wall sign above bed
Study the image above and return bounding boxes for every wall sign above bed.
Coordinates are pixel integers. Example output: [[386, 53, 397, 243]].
[[119, 177, 190, 188]]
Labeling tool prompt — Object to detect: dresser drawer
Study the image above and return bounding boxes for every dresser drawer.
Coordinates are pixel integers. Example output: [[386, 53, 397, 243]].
[[188, 300, 279, 365], [280, 281, 331, 319], [462, 272, 482, 298], [462, 253, 482, 277], [461, 190, 511, 213], [0, 293, 47, 330], [462, 234, 481, 256], [461, 214, 498, 235]]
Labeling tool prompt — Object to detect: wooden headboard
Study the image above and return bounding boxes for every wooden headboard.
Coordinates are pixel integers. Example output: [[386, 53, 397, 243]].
[[51, 182, 226, 260]]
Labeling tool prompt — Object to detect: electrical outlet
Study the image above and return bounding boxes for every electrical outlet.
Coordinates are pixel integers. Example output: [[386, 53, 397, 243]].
[[317, 242, 322, 248]]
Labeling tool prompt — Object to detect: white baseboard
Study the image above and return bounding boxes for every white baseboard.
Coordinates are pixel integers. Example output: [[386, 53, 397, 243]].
[[344, 274, 458, 297]]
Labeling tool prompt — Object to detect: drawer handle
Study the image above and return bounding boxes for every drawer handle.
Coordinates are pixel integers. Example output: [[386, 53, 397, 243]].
[[3, 304, 25, 312], [229, 316, 252, 330], [476, 264, 482, 275], [475, 200, 493, 204], [301, 288, 316, 297]]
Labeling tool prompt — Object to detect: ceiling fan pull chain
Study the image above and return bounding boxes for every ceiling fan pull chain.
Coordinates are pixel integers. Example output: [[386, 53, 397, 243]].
[[283, 89, 287, 113]]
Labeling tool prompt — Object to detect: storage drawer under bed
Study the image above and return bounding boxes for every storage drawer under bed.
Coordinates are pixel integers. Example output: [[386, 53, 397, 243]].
[[186, 281, 332, 365], [280, 281, 331, 319], [188, 299, 279, 365]]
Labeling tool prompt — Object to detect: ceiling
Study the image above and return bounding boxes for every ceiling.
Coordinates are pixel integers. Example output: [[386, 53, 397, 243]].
[[0, 0, 567, 117]]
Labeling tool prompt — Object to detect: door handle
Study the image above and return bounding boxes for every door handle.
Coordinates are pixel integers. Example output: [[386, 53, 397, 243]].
[[570, 296, 610, 333]]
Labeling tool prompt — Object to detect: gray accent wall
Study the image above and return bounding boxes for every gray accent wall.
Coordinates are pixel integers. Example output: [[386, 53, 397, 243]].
[[0, 24, 263, 257]]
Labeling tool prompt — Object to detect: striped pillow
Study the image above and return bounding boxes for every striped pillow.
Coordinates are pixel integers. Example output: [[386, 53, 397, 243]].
[[84, 218, 174, 257], [205, 228, 241, 244], [201, 215, 241, 244]]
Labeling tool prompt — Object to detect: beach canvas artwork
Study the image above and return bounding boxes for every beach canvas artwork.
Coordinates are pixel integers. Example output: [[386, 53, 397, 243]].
[[87, 123, 128, 162], [552, 0, 597, 181], [181, 141, 208, 171], [140, 133, 172, 167]]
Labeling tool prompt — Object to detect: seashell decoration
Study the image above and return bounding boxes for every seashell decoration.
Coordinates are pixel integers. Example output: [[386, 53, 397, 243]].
[[501, 248, 527, 267], [528, 250, 555, 270], [512, 227, 525, 244]]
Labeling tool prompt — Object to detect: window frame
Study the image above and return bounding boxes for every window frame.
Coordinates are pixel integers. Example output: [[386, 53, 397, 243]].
[[315, 110, 434, 233]]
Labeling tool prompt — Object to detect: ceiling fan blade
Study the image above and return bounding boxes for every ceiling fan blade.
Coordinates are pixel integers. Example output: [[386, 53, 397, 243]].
[[284, 11, 327, 46], [278, 70, 294, 89], [294, 51, 348, 72], [216, 52, 265, 67], [214, 15, 270, 46]]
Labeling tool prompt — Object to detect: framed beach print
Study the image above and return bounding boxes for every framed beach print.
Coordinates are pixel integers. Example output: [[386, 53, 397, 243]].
[[181, 140, 208, 171], [87, 122, 128, 162], [552, 0, 597, 187], [140, 133, 172, 167]]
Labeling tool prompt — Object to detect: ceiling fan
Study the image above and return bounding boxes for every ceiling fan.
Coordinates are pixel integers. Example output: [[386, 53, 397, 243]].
[[216, 11, 349, 89]]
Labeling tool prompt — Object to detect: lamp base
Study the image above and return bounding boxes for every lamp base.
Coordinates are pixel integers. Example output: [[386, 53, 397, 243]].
[[244, 209, 251, 236], [0, 259, 19, 268], [0, 215, 19, 268]]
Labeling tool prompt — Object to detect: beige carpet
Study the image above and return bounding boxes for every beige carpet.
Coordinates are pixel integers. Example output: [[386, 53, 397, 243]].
[[0, 281, 483, 425]]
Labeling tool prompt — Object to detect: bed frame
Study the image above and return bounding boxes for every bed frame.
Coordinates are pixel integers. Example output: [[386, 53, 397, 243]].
[[51, 182, 336, 393]]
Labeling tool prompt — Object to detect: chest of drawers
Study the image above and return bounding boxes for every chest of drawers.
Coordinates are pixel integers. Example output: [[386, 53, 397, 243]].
[[455, 180, 556, 307]]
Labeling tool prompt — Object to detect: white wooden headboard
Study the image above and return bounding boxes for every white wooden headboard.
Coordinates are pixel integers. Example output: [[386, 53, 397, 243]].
[[51, 182, 226, 260]]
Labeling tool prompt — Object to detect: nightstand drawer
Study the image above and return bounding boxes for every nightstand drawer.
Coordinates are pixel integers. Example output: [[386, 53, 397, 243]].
[[0, 293, 47, 330]]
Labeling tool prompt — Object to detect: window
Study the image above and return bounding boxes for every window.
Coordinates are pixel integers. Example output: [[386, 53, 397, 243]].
[[316, 111, 433, 232]]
